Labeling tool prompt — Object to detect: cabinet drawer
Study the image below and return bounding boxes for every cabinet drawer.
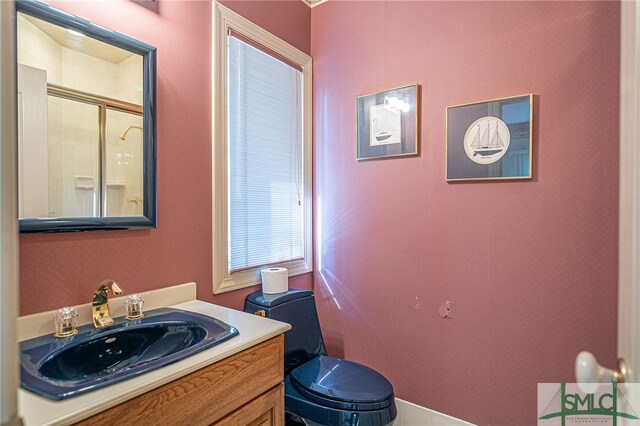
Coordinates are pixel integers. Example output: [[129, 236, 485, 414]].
[[75, 335, 284, 426], [213, 383, 284, 426]]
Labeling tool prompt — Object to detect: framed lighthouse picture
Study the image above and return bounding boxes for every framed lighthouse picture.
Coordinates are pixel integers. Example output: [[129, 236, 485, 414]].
[[446, 94, 533, 181]]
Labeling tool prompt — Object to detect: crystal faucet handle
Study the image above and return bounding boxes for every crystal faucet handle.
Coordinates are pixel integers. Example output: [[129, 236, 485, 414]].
[[125, 294, 144, 320], [54, 307, 78, 338]]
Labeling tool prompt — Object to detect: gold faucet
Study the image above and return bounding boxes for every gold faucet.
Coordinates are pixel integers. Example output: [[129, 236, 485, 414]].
[[92, 279, 123, 328]]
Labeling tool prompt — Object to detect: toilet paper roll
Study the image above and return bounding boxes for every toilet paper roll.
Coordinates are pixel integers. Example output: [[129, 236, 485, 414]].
[[261, 267, 288, 294]]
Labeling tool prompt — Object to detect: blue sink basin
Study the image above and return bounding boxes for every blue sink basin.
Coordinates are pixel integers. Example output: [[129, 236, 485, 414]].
[[20, 308, 239, 400]]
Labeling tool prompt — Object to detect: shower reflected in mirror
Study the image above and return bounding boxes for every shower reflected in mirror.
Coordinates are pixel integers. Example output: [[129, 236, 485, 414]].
[[16, 0, 156, 232]]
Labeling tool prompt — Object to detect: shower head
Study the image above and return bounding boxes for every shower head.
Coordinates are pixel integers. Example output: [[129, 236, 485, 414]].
[[118, 125, 143, 141]]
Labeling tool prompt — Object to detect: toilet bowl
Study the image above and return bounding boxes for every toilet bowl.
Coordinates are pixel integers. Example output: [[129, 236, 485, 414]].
[[244, 289, 397, 426]]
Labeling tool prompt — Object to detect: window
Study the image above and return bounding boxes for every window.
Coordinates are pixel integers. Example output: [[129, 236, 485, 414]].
[[213, 4, 312, 293]]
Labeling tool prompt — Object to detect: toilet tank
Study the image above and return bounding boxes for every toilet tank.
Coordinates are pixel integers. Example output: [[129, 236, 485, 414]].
[[244, 289, 327, 372]]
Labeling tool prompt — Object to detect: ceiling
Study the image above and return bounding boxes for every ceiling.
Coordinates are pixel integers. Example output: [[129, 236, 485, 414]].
[[21, 13, 136, 64], [301, 0, 329, 8]]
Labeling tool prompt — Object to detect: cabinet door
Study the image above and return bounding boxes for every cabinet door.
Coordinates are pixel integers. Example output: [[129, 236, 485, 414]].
[[213, 383, 284, 426], [74, 336, 284, 426]]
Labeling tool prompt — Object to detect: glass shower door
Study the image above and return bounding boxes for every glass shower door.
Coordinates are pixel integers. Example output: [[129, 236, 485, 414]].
[[105, 109, 143, 217], [47, 96, 100, 218]]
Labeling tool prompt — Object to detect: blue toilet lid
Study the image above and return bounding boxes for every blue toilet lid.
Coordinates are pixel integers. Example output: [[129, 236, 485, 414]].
[[290, 356, 394, 410]]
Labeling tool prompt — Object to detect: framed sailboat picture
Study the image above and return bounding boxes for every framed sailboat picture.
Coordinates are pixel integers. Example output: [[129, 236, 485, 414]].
[[356, 84, 420, 160], [446, 94, 533, 181]]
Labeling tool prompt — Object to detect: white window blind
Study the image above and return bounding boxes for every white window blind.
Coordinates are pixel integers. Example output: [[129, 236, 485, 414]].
[[227, 34, 304, 274]]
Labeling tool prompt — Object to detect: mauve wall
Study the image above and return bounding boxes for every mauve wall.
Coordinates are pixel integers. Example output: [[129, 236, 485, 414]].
[[19, 0, 311, 315], [220, 0, 310, 54], [312, 2, 619, 425]]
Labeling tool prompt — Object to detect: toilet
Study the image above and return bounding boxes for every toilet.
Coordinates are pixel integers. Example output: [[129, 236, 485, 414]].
[[244, 289, 397, 426]]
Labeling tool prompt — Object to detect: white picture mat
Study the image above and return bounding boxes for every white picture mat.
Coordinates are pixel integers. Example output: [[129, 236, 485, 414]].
[[369, 104, 401, 146]]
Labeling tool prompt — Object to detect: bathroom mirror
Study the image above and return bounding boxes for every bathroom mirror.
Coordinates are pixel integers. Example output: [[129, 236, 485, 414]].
[[16, 0, 156, 232]]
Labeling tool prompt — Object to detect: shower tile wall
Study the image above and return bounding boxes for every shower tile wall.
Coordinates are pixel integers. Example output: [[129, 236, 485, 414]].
[[106, 109, 144, 217], [17, 14, 143, 218]]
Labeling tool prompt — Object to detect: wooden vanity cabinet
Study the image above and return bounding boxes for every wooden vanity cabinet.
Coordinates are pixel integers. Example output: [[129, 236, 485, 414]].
[[74, 335, 284, 426]]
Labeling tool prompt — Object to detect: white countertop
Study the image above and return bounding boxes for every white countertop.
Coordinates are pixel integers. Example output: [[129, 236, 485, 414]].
[[18, 296, 291, 426]]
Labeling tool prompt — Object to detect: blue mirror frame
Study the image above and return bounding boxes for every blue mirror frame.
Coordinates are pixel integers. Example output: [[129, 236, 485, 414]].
[[16, 0, 157, 233]]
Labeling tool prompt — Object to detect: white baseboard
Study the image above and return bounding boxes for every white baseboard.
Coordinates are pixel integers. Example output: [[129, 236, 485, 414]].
[[393, 399, 476, 426]]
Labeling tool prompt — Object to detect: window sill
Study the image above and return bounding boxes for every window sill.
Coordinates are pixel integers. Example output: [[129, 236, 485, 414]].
[[212, 259, 312, 294]]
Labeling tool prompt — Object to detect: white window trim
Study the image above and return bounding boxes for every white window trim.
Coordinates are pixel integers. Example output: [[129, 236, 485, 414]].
[[212, 2, 313, 294]]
